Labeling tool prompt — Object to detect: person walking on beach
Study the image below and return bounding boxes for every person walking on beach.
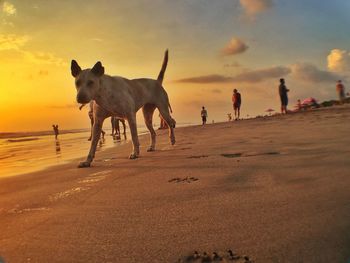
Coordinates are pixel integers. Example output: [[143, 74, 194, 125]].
[[279, 78, 289, 114], [336, 80, 346, 104], [52, 124, 59, 139], [115, 118, 127, 139], [111, 116, 116, 136], [201, 106, 208, 125], [232, 89, 241, 120]]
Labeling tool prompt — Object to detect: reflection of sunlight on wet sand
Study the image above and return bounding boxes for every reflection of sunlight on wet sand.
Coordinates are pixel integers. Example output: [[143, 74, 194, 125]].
[[49, 187, 90, 202], [0, 131, 128, 178], [55, 139, 61, 156], [50, 170, 112, 202], [78, 170, 112, 184], [7, 206, 51, 214]]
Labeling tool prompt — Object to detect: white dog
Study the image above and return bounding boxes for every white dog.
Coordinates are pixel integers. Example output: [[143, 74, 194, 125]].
[[71, 50, 175, 168]]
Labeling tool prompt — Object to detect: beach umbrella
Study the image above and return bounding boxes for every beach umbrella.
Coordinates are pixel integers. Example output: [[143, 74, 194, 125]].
[[301, 97, 317, 105], [265, 108, 275, 115]]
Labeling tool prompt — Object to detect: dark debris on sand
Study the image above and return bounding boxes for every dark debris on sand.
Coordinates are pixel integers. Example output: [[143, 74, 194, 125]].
[[168, 177, 199, 183], [177, 249, 253, 263]]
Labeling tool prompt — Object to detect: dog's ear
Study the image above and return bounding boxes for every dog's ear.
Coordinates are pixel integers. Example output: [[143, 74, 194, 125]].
[[71, 60, 81, 77], [91, 61, 104, 77]]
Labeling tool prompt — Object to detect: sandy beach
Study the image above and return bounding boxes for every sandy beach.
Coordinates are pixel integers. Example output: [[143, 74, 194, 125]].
[[0, 105, 349, 263]]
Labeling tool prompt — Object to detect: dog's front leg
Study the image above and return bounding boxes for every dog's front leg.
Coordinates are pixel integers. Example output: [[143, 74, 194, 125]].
[[127, 114, 140, 159], [78, 117, 104, 168]]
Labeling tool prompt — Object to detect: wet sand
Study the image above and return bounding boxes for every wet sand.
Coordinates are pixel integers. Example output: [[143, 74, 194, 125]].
[[0, 105, 349, 262]]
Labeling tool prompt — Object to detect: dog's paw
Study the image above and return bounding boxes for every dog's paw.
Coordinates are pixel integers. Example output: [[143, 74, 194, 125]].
[[78, 161, 91, 168], [129, 153, 139, 159], [147, 146, 155, 152], [171, 138, 176, 145]]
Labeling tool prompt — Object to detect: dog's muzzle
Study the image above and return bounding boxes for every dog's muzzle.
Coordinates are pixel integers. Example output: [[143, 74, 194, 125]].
[[76, 92, 91, 104]]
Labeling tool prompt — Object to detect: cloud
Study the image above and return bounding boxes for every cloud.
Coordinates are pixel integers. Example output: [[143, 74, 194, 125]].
[[291, 63, 343, 83], [2, 18, 14, 27], [0, 34, 66, 66], [224, 62, 242, 68], [175, 66, 290, 84], [327, 49, 350, 73], [221, 38, 248, 56], [176, 74, 233, 84], [23, 51, 66, 66], [0, 34, 29, 51], [2, 1, 16, 16], [231, 66, 290, 82], [240, 0, 274, 19], [90, 38, 103, 42], [47, 104, 77, 109]]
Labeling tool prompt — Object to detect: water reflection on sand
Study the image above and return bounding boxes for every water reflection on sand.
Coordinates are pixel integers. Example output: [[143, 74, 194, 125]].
[[0, 131, 127, 178]]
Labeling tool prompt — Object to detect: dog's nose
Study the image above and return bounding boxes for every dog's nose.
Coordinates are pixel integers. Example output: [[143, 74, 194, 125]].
[[77, 92, 90, 104]]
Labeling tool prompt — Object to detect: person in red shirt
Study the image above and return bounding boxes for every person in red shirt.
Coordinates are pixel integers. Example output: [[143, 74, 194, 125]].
[[336, 80, 345, 104], [232, 89, 241, 120]]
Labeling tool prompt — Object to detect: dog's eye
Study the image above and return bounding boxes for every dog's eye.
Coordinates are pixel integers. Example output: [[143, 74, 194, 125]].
[[75, 79, 81, 87], [87, 80, 94, 86]]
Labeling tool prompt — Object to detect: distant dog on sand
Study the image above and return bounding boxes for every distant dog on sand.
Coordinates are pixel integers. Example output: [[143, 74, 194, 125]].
[[71, 50, 175, 168]]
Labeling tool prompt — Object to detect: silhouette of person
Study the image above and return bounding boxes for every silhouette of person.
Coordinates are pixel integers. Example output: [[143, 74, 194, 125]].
[[232, 89, 241, 120], [113, 118, 126, 140], [111, 116, 116, 136], [336, 80, 345, 104], [52, 124, 59, 139], [201, 106, 208, 125], [279, 78, 289, 114]]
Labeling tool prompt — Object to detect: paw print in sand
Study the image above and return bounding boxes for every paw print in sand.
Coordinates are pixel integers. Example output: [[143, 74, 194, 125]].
[[168, 177, 199, 183]]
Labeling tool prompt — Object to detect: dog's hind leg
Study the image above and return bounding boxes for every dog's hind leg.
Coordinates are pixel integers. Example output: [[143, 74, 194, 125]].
[[157, 104, 176, 146], [126, 113, 140, 159], [142, 104, 157, 152]]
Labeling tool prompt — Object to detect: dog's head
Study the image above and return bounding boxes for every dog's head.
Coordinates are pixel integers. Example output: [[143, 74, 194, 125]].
[[70, 60, 105, 104]]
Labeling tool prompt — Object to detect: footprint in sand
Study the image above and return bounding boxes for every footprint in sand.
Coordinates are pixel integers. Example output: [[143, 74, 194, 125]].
[[177, 249, 253, 263], [221, 153, 242, 158], [221, 152, 280, 158], [168, 177, 199, 183], [188, 155, 209, 159]]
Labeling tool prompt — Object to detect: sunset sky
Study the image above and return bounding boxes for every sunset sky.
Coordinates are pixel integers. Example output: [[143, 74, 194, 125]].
[[1, 0, 350, 132]]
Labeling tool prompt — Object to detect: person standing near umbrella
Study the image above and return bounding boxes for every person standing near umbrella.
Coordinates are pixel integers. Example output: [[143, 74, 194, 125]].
[[279, 78, 289, 114], [336, 80, 345, 104], [232, 89, 242, 120]]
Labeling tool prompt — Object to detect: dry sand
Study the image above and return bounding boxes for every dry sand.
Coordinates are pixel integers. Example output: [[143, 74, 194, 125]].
[[0, 105, 350, 263]]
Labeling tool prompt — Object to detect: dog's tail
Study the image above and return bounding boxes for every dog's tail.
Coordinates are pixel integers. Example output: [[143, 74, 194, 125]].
[[157, 49, 168, 84]]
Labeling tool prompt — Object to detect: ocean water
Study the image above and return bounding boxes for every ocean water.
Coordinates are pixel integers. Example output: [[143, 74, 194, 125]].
[[0, 129, 132, 178], [0, 123, 193, 178]]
